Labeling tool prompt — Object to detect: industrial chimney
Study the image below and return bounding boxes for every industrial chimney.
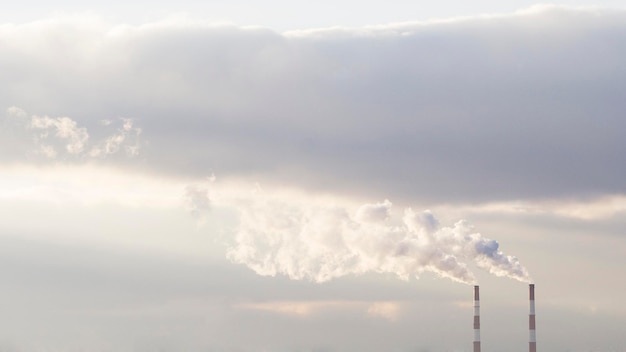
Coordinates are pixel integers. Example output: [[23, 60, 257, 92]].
[[474, 285, 480, 352], [529, 284, 536, 352]]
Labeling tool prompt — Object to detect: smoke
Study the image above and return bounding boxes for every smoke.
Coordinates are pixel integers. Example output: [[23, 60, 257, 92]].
[[183, 184, 212, 218], [198, 183, 531, 285], [182, 175, 217, 228]]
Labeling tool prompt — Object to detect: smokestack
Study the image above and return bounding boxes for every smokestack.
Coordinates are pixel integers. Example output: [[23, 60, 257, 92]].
[[474, 285, 480, 352], [529, 284, 536, 352]]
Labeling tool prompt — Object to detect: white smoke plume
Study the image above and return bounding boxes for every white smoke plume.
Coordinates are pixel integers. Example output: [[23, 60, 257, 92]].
[[198, 183, 531, 285], [182, 175, 217, 226], [183, 185, 211, 218]]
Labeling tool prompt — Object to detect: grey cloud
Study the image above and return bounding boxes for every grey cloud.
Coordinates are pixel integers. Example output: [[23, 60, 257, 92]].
[[1, 6, 625, 204]]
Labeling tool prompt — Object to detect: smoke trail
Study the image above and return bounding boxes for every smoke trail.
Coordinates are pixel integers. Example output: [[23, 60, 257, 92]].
[[208, 186, 531, 285]]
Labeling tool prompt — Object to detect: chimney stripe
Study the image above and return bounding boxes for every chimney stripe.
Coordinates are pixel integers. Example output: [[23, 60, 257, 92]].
[[529, 284, 536, 352], [473, 286, 481, 352]]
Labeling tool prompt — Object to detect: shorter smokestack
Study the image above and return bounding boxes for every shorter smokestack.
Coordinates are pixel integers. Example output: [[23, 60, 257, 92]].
[[529, 284, 536, 352], [474, 285, 480, 352]]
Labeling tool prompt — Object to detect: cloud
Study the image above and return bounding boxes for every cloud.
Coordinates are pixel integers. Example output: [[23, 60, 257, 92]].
[[2, 107, 142, 160], [30, 115, 89, 155], [89, 118, 142, 158], [235, 300, 402, 321], [366, 301, 401, 321], [235, 300, 352, 317], [439, 195, 626, 221], [0, 164, 182, 208], [1, 6, 625, 204]]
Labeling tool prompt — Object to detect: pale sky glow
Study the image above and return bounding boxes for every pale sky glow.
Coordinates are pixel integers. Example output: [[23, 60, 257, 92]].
[[1, 2, 626, 352]]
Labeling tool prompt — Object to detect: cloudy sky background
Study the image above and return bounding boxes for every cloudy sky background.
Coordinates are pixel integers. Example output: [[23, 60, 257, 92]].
[[1, 1, 626, 351]]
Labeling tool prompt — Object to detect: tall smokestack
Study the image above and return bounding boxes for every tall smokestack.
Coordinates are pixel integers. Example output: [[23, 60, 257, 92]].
[[474, 285, 480, 352], [529, 284, 536, 352]]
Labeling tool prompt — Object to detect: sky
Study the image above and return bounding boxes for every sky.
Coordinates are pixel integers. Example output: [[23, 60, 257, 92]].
[[1, 1, 626, 351]]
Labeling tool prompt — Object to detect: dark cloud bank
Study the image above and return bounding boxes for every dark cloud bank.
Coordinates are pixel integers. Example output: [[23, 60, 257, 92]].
[[2, 5, 625, 204]]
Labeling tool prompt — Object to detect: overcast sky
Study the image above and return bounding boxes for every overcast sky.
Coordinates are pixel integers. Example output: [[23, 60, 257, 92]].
[[1, 2, 626, 352], [2, 0, 626, 30]]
